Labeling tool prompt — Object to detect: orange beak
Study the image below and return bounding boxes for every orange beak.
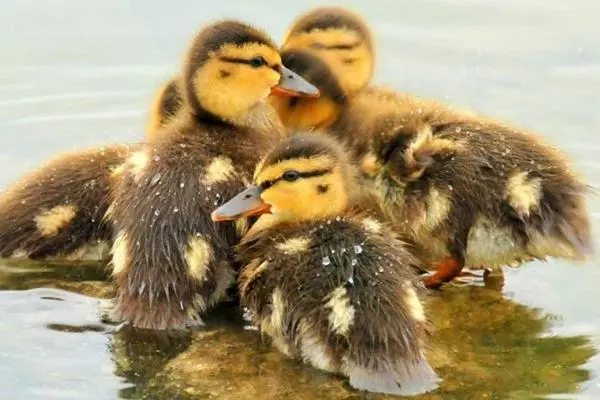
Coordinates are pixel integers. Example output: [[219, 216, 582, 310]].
[[211, 185, 272, 222], [270, 65, 320, 98]]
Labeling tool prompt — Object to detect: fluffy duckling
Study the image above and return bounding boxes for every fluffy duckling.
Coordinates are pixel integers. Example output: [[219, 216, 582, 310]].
[[269, 6, 376, 159], [144, 6, 374, 147], [146, 78, 183, 138], [367, 99, 593, 288], [211, 134, 439, 396], [268, 7, 594, 288], [0, 145, 132, 260], [108, 20, 319, 330]]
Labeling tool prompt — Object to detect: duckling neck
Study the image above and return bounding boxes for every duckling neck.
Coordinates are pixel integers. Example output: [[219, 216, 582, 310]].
[[191, 104, 229, 127], [272, 96, 343, 131]]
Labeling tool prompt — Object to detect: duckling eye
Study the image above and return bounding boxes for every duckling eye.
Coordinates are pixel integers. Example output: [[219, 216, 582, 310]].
[[249, 56, 266, 68], [282, 170, 300, 182]]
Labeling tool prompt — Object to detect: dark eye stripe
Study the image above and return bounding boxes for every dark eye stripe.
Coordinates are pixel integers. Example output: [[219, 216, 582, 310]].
[[310, 42, 360, 51], [260, 168, 331, 189], [219, 56, 277, 69]]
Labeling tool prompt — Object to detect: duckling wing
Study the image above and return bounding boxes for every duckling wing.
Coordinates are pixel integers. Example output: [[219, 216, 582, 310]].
[[238, 218, 439, 396], [0, 145, 131, 260]]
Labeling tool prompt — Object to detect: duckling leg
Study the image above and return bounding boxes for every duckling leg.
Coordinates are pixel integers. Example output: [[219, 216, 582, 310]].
[[422, 257, 464, 289], [483, 268, 505, 291], [423, 227, 469, 289]]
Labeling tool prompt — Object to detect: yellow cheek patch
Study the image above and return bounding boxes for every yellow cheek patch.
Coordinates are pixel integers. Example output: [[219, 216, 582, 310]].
[[260, 171, 348, 222], [35, 204, 78, 237], [256, 156, 335, 184], [321, 46, 372, 95], [194, 55, 280, 121]]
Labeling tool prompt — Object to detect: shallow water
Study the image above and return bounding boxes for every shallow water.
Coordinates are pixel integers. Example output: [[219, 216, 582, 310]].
[[1, 0, 599, 399]]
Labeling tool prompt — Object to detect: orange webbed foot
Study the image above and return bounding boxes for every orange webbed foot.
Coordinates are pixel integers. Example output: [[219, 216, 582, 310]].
[[422, 257, 464, 289]]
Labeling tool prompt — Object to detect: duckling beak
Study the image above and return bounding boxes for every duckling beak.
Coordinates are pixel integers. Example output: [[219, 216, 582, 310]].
[[271, 65, 320, 97], [211, 185, 272, 222]]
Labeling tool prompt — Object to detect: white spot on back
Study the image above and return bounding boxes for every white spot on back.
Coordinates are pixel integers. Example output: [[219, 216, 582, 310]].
[[424, 188, 450, 230], [185, 236, 213, 282], [402, 283, 426, 322], [324, 286, 355, 336], [127, 151, 148, 182], [361, 217, 382, 234], [202, 156, 236, 184], [111, 231, 129, 276], [298, 320, 336, 372], [276, 237, 311, 254], [505, 171, 542, 218], [35, 204, 78, 237], [269, 288, 286, 334]]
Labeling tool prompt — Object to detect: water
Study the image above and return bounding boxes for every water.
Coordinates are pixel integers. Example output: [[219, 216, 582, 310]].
[[1, 0, 599, 398]]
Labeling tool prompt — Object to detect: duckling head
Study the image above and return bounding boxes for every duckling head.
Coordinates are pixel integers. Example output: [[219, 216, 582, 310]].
[[269, 7, 374, 130], [212, 134, 356, 223], [182, 20, 319, 125], [282, 7, 374, 98]]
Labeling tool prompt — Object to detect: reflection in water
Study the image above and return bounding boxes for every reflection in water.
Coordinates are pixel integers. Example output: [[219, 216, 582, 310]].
[[136, 283, 594, 400], [110, 327, 194, 399], [3, 261, 590, 399], [0, 258, 112, 297]]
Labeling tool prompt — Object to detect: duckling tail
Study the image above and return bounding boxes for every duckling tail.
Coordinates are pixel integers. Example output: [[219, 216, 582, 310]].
[[346, 354, 441, 396], [0, 146, 129, 260]]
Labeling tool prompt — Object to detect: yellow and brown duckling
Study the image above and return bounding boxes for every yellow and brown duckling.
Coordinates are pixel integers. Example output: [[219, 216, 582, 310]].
[[269, 6, 376, 160], [0, 145, 132, 260], [267, 7, 594, 288], [366, 99, 593, 288], [144, 6, 375, 146], [108, 20, 319, 330], [211, 134, 439, 396]]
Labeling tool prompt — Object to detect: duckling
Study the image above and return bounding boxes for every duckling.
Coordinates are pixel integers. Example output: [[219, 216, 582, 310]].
[[367, 99, 593, 288], [268, 7, 594, 288], [108, 20, 319, 330], [144, 6, 374, 148], [0, 145, 132, 260], [211, 134, 439, 396], [146, 77, 184, 138], [269, 6, 376, 160]]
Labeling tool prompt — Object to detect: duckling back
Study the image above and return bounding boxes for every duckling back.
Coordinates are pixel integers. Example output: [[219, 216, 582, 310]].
[[0, 145, 131, 260], [237, 216, 439, 396], [369, 104, 593, 276], [107, 19, 318, 330]]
